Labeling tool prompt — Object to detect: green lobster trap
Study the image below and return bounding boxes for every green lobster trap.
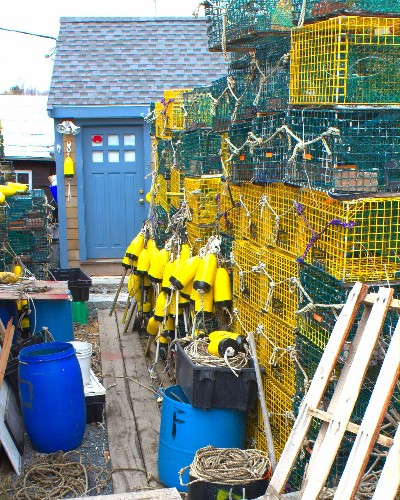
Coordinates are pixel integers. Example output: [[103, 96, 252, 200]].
[[181, 129, 222, 177], [292, 0, 400, 24], [204, 0, 293, 52], [211, 76, 235, 132], [253, 36, 291, 112], [251, 112, 290, 184], [228, 120, 254, 183], [183, 87, 215, 130], [228, 51, 258, 122], [287, 108, 400, 195]]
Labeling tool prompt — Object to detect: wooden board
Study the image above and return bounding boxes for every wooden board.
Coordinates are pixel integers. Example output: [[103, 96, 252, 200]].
[[0, 320, 15, 388], [98, 310, 148, 493], [0, 380, 21, 474], [0, 281, 69, 300], [116, 311, 163, 489]]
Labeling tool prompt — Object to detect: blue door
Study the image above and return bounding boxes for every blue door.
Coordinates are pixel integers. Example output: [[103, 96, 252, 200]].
[[83, 126, 146, 259]]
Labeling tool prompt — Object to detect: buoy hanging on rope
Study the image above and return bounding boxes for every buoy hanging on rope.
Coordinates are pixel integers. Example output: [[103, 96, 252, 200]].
[[193, 253, 218, 293], [194, 288, 214, 315], [180, 277, 194, 300], [213, 267, 232, 307], [64, 141, 74, 201], [154, 291, 168, 321], [126, 232, 144, 260], [169, 256, 201, 290], [179, 243, 191, 263], [161, 261, 175, 293], [147, 316, 160, 336], [136, 248, 151, 275]]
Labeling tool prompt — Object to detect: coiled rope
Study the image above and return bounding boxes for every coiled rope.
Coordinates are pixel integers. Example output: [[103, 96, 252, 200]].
[[183, 337, 249, 372], [12, 450, 111, 499], [179, 445, 271, 487]]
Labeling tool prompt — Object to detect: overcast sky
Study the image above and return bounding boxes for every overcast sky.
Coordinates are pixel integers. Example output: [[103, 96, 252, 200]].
[[0, 0, 204, 93]]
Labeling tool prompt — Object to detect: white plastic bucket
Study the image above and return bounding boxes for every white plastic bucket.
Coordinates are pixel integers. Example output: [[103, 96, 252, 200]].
[[68, 341, 92, 386]]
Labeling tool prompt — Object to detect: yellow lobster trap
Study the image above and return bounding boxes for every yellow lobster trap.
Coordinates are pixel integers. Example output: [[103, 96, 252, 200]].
[[260, 247, 299, 327], [290, 16, 400, 105], [297, 189, 400, 282], [184, 176, 221, 224], [186, 222, 219, 255], [164, 88, 192, 131], [169, 168, 184, 209], [217, 181, 242, 236], [232, 239, 264, 309], [155, 101, 171, 140]]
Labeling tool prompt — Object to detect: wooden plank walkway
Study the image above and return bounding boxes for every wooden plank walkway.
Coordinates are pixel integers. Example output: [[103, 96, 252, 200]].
[[98, 310, 175, 497]]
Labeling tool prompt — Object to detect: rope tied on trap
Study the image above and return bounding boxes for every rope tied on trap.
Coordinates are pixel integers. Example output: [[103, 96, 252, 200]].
[[179, 445, 271, 487]]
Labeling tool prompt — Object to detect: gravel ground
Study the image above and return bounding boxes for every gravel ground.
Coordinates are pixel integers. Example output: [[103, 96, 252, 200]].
[[8, 309, 113, 499]]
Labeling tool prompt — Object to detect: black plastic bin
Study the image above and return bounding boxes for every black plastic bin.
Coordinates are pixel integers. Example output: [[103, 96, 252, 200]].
[[175, 342, 257, 411], [49, 268, 92, 302]]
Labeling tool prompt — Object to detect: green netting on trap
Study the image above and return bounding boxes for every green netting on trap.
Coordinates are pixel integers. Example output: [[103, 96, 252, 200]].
[[204, 0, 293, 51], [228, 120, 254, 183], [181, 129, 222, 177], [292, 0, 400, 24], [183, 87, 214, 130], [211, 76, 235, 132], [251, 112, 290, 183], [287, 108, 400, 195], [228, 52, 258, 122], [253, 36, 290, 112]]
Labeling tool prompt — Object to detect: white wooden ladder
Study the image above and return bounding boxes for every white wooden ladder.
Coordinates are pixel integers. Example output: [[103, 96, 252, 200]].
[[266, 283, 400, 500]]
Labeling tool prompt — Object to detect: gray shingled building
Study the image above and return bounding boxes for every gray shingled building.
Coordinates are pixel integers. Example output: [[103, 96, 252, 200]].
[[47, 17, 227, 273]]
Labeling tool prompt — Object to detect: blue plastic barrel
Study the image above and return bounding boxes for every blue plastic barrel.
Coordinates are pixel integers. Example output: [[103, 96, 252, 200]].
[[18, 342, 86, 453], [158, 385, 247, 492]]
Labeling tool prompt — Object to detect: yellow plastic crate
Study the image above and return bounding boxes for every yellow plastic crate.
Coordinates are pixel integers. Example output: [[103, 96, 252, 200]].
[[263, 184, 299, 256], [164, 88, 192, 130], [232, 239, 263, 309], [186, 222, 218, 255], [217, 181, 241, 236], [260, 248, 299, 327], [184, 176, 221, 224], [257, 375, 294, 459], [290, 16, 400, 105], [154, 174, 170, 212], [257, 315, 296, 397], [155, 101, 171, 140], [170, 168, 184, 209], [297, 189, 400, 282]]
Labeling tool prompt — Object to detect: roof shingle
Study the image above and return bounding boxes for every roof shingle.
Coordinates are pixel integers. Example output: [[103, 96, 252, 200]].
[[48, 17, 227, 109]]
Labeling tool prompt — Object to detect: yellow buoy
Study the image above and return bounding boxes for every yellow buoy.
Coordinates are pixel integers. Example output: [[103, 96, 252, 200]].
[[179, 243, 191, 262], [208, 338, 239, 358], [0, 192, 5, 205], [127, 273, 141, 297], [154, 291, 168, 321], [169, 256, 201, 290], [0, 185, 17, 197], [213, 267, 232, 307], [122, 255, 133, 269], [194, 287, 214, 314], [136, 248, 151, 275], [161, 261, 175, 293], [64, 155, 74, 177], [181, 277, 194, 300], [126, 232, 144, 260], [147, 316, 160, 336], [6, 182, 28, 192], [193, 253, 218, 293]]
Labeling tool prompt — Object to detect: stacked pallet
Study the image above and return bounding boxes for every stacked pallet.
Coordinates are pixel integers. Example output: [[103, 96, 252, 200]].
[[147, 0, 400, 490]]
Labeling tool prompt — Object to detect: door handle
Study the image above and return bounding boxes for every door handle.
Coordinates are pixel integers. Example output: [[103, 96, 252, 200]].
[[139, 198, 144, 204]]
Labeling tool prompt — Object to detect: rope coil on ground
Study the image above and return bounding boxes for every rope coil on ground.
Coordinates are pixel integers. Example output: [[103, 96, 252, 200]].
[[12, 450, 111, 500], [179, 445, 271, 487]]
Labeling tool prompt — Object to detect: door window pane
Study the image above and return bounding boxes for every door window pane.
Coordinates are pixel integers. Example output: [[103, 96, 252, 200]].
[[124, 151, 136, 162], [124, 134, 135, 146], [108, 135, 119, 146], [108, 151, 120, 162], [92, 151, 103, 163]]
